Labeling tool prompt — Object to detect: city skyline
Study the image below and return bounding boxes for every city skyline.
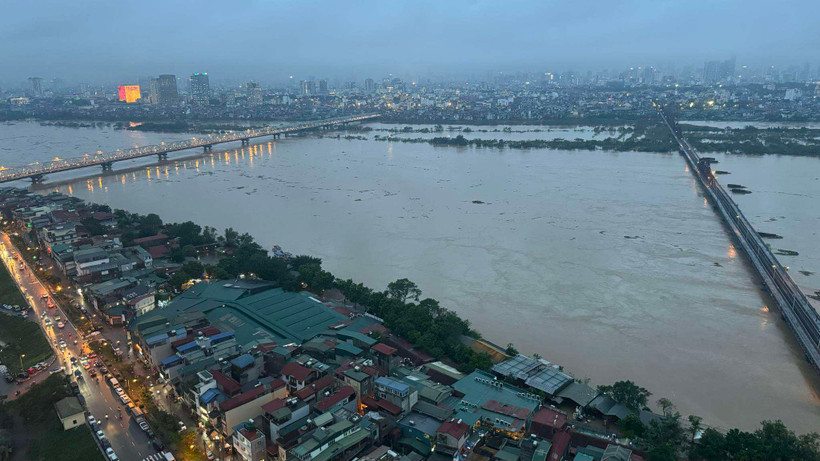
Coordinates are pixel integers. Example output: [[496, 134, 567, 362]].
[[2, 0, 818, 84]]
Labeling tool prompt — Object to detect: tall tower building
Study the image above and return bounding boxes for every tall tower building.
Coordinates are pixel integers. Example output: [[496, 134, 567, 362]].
[[318, 80, 328, 94], [28, 77, 43, 97], [246, 81, 262, 106], [155, 74, 179, 105], [299, 80, 309, 95], [189, 72, 210, 105], [364, 78, 375, 92]]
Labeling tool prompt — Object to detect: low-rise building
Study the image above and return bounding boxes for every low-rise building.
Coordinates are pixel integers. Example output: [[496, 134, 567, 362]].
[[54, 396, 85, 431], [374, 377, 417, 415], [233, 419, 267, 461]]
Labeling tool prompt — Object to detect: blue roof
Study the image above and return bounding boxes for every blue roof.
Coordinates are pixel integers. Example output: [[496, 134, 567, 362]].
[[177, 342, 200, 353], [146, 333, 168, 346], [210, 331, 235, 343], [231, 354, 254, 368], [161, 354, 183, 366], [200, 388, 224, 404], [376, 376, 410, 394]]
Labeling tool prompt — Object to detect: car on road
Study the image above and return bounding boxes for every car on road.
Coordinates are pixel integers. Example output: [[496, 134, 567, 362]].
[[88, 369, 97, 377], [94, 360, 103, 368], [178, 421, 187, 432], [56, 321, 65, 329], [43, 317, 52, 326], [73, 369, 82, 380], [96, 430, 105, 441], [70, 357, 77, 365], [49, 367, 65, 374], [59, 340, 67, 348], [114, 387, 125, 396], [207, 451, 215, 460], [88, 415, 96, 426], [105, 448, 118, 461]]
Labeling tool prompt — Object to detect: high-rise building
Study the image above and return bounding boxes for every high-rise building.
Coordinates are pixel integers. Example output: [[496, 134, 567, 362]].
[[189, 72, 210, 105], [318, 79, 328, 94], [246, 81, 262, 106], [28, 77, 43, 97], [364, 78, 375, 92], [299, 80, 309, 95], [154, 74, 179, 105], [704, 58, 735, 83]]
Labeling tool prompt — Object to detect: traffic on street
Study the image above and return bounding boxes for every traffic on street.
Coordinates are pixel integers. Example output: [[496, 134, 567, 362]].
[[0, 232, 160, 461]]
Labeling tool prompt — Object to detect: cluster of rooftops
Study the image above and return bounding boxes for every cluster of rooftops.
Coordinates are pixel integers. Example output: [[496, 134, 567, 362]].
[[126, 279, 654, 461]]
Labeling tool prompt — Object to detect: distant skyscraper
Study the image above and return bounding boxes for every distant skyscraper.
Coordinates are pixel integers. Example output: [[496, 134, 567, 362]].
[[318, 79, 328, 94], [155, 74, 179, 105], [189, 72, 210, 105], [364, 78, 375, 92], [246, 81, 262, 106], [704, 58, 735, 83], [28, 77, 43, 97]]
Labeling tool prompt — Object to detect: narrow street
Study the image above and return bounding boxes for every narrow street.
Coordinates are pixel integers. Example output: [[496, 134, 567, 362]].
[[1, 232, 159, 461]]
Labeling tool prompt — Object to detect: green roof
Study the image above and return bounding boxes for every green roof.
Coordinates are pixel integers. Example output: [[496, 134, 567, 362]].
[[135, 281, 345, 348], [55, 397, 84, 419]]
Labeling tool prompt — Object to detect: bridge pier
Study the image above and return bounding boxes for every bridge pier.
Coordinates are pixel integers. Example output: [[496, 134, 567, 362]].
[[101, 162, 113, 172], [30, 174, 44, 185], [203, 145, 212, 153], [241, 139, 250, 146], [273, 134, 280, 140], [157, 152, 169, 161]]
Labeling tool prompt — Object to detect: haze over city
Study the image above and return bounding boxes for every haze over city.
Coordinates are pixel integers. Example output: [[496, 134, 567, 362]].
[[1, 2, 820, 461], [2, 0, 819, 84]]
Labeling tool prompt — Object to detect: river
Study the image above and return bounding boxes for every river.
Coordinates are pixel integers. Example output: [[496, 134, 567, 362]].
[[1, 120, 818, 432]]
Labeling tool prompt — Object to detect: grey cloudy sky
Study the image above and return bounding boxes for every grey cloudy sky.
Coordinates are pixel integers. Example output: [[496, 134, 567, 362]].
[[2, 0, 816, 84]]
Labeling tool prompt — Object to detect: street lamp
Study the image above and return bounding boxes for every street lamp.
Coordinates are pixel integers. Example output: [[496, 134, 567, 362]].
[[20, 354, 25, 370]]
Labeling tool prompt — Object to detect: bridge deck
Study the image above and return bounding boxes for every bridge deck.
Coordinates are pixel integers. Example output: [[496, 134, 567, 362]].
[[660, 110, 820, 373], [0, 114, 380, 183]]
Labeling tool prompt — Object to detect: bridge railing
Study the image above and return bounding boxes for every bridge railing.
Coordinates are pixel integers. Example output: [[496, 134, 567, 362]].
[[659, 110, 820, 353], [0, 114, 380, 181]]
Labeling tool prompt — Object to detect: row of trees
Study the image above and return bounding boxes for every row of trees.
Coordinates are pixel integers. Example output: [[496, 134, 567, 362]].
[[594, 380, 820, 460]]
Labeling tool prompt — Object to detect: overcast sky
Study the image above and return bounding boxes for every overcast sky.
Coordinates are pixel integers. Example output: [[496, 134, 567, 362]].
[[2, 0, 817, 85]]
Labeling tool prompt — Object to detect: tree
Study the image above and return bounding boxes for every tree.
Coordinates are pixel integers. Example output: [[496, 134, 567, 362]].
[[80, 217, 106, 236], [657, 398, 675, 416], [387, 278, 422, 303], [505, 343, 519, 356], [598, 380, 651, 410], [223, 227, 240, 247], [691, 428, 727, 461], [618, 413, 646, 438], [643, 412, 686, 461], [180, 244, 197, 258], [138, 213, 163, 236], [687, 414, 703, 445]]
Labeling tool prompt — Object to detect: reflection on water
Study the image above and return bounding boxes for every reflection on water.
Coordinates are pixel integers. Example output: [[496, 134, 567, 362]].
[[23, 125, 820, 433]]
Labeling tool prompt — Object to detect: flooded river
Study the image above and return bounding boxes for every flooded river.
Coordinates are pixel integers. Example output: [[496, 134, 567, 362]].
[[1, 120, 818, 432]]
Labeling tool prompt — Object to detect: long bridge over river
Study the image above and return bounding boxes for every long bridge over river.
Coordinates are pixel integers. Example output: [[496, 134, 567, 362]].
[[0, 113, 380, 184], [659, 108, 820, 374]]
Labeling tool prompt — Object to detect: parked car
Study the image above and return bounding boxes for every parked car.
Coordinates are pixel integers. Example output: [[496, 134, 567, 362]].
[[105, 448, 118, 461], [96, 430, 105, 441], [88, 415, 96, 426], [49, 367, 65, 374]]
